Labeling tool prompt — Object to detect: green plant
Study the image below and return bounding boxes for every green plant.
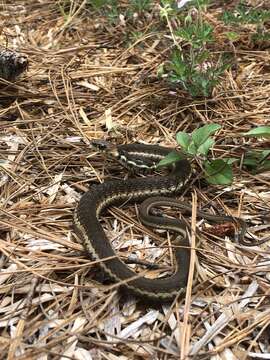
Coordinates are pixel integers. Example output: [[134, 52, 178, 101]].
[[89, 0, 108, 8], [242, 149, 270, 173], [175, 21, 213, 48], [158, 125, 270, 185], [125, 30, 148, 47], [160, 1, 230, 97], [129, 0, 152, 13], [222, 2, 270, 25], [221, 2, 270, 47], [240, 127, 270, 173], [87, 0, 153, 23], [243, 126, 270, 138], [87, 0, 119, 23], [225, 31, 240, 42], [165, 50, 229, 97]]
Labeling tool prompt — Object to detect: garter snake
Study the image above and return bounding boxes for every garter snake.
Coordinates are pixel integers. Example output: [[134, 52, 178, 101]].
[[74, 140, 247, 302]]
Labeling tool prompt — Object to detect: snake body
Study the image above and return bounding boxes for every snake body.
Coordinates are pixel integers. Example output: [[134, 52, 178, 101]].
[[74, 141, 192, 301], [74, 140, 265, 302]]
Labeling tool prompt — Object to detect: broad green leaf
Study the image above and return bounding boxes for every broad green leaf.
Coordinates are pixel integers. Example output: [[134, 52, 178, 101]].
[[157, 151, 185, 168], [243, 149, 270, 172], [192, 124, 221, 147], [176, 131, 191, 150], [187, 141, 198, 155], [256, 161, 270, 173], [261, 149, 270, 159], [222, 157, 239, 164], [196, 137, 214, 156], [243, 158, 258, 167], [204, 159, 233, 185], [243, 126, 270, 138], [259, 149, 270, 163]]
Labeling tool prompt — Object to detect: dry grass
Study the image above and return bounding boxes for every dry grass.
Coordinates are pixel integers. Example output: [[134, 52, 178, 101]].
[[0, 1, 270, 359]]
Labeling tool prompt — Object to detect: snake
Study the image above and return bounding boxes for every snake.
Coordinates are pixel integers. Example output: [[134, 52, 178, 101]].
[[74, 140, 248, 302]]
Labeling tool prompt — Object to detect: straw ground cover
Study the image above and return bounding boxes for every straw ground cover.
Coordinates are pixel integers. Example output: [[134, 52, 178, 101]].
[[0, 1, 270, 359]]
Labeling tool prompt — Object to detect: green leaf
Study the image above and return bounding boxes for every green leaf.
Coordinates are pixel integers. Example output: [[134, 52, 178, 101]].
[[170, 51, 186, 77], [260, 149, 270, 161], [192, 124, 221, 147], [157, 151, 185, 168], [242, 149, 270, 172], [176, 131, 191, 150], [225, 31, 240, 42], [196, 137, 214, 156], [243, 126, 270, 138], [222, 157, 239, 164], [243, 158, 258, 167], [256, 161, 270, 173], [159, 3, 174, 18], [195, 50, 210, 64], [204, 159, 233, 185], [157, 64, 164, 78], [187, 141, 198, 155]]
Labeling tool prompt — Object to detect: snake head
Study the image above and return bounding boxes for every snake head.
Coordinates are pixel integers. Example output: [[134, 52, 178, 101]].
[[90, 139, 119, 158]]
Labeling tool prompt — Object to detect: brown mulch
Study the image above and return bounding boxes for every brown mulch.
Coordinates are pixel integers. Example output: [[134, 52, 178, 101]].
[[0, 1, 269, 359]]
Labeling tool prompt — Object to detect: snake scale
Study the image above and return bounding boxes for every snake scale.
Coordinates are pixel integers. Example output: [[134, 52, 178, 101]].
[[74, 140, 247, 302]]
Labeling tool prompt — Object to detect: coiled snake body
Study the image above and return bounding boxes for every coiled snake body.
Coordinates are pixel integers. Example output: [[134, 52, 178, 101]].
[[74, 140, 246, 302]]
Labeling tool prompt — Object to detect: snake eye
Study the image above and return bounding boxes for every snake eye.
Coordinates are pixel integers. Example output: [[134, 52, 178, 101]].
[[91, 139, 110, 151]]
